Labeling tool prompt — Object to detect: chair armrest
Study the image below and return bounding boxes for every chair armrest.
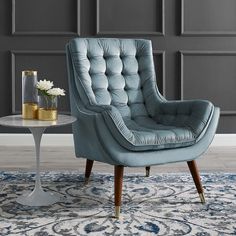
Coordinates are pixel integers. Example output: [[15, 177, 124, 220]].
[[72, 97, 137, 153], [71, 95, 133, 145], [70, 95, 110, 117], [102, 106, 135, 146], [154, 100, 214, 139], [86, 104, 113, 113]]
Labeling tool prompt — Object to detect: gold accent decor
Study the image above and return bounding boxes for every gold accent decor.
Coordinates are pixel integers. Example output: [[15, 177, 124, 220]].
[[84, 177, 89, 185], [199, 193, 206, 204], [115, 206, 120, 219], [22, 103, 38, 119], [37, 108, 57, 121], [145, 167, 150, 177], [22, 70, 37, 77]]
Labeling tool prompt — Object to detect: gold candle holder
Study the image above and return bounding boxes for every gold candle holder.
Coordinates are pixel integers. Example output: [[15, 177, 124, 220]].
[[37, 108, 58, 121], [22, 103, 38, 119], [22, 70, 38, 120]]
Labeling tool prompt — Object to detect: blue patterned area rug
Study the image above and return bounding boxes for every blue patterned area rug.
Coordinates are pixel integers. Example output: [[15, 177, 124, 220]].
[[0, 172, 235, 236]]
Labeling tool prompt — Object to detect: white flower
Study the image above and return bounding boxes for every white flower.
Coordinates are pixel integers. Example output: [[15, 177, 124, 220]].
[[36, 79, 53, 91], [47, 88, 65, 96]]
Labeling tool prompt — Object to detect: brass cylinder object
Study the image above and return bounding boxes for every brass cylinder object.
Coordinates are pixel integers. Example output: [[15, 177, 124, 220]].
[[115, 206, 121, 219], [199, 193, 206, 204], [22, 70, 38, 119], [22, 103, 38, 119], [37, 108, 58, 121], [22, 70, 37, 77]]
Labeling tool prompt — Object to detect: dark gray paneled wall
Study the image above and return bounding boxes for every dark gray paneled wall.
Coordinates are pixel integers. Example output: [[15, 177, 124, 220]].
[[0, 0, 235, 133]]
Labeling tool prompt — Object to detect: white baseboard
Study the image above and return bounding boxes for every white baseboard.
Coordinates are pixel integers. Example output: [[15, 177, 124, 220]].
[[0, 134, 74, 146], [0, 134, 236, 147], [210, 134, 236, 147]]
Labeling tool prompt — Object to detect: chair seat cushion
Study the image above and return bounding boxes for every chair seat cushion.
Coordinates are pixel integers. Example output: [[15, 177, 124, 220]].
[[123, 117, 196, 150], [102, 101, 214, 151]]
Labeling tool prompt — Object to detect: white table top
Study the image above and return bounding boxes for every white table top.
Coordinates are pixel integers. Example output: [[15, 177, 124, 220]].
[[0, 115, 77, 128]]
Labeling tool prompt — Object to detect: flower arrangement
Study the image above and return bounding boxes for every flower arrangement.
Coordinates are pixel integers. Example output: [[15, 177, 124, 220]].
[[36, 79, 65, 121], [36, 80, 65, 97]]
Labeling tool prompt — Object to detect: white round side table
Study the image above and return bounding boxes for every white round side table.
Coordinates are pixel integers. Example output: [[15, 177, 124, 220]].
[[0, 114, 76, 207]]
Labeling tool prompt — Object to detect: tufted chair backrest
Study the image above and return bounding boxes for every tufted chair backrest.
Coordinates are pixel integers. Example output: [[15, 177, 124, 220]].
[[68, 38, 161, 119]]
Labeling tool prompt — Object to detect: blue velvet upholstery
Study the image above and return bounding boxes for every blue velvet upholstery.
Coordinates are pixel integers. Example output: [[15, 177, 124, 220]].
[[66, 38, 219, 166]]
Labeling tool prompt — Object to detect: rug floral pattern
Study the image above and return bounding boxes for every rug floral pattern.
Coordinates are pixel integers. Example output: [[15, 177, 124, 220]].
[[0, 172, 235, 235]]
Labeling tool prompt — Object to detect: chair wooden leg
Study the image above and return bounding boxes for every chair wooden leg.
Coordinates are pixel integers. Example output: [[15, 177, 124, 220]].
[[114, 165, 124, 219], [85, 159, 94, 184], [187, 160, 206, 204], [145, 166, 151, 177]]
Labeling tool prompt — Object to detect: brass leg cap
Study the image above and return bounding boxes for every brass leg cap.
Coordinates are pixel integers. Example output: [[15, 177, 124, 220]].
[[199, 193, 206, 204], [84, 177, 89, 185], [145, 167, 150, 177], [115, 206, 120, 219]]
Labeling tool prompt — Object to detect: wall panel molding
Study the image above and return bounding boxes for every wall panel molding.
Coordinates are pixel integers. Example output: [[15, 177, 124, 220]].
[[12, 0, 81, 35], [96, 0, 165, 35], [11, 50, 70, 114], [11, 50, 165, 115], [181, 0, 236, 36], [180, 50, 236, 115], [153, 50, 166, 97]]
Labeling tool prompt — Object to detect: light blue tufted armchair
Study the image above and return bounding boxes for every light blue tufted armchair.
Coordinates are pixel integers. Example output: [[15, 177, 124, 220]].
[[66, 38, 220, 218]]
